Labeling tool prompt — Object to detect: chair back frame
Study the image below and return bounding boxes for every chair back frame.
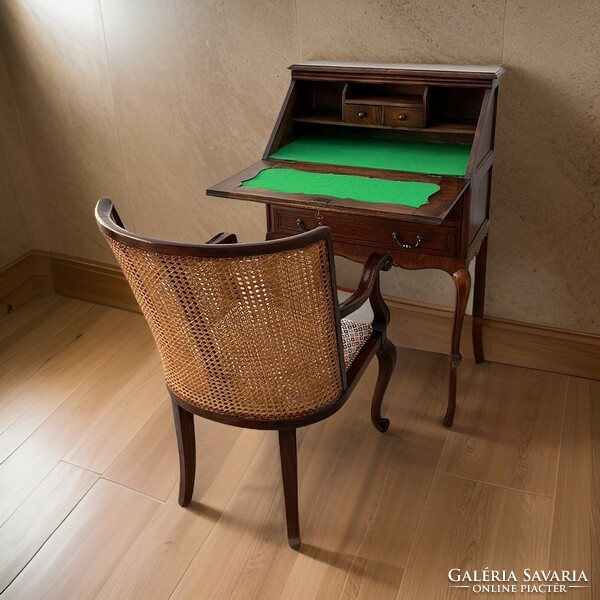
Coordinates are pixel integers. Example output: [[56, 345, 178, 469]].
[[96, 197, 351, 430]]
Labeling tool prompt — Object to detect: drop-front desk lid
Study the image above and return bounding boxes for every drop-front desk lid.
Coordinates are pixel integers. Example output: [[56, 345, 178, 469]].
[[207, 61, 503, 225], [207, 134, 470, 225], [208, 158, 468, 225]]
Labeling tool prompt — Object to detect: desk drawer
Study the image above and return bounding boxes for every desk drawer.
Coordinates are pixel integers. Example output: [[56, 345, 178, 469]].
[[270, 206, 458, 257], [343, 103, 382, 125], [383, 106, 425, 128]]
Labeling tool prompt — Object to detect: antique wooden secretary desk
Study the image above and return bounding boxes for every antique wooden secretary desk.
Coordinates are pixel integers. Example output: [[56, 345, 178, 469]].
[[208, 61, 504, 426]]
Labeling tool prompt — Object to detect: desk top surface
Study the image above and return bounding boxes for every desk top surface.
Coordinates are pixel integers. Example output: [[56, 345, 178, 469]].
[[290, 61, 505, 81], [294, 61, 504, 75]]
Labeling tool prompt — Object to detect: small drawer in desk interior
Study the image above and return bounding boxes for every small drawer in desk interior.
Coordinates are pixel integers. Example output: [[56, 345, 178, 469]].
[[383, 106, 425, 128], [342, 104, 382, 125], [270, 206, 458, 257]]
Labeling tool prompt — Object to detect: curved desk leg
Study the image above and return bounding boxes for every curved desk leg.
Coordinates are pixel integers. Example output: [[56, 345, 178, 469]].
[[371, 338, 396, 433], [472, 234, 488, 364], [444, 268, 471, 428]]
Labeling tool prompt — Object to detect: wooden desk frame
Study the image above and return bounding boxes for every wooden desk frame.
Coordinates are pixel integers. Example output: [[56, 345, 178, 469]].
[[208, 62, 504, 426]]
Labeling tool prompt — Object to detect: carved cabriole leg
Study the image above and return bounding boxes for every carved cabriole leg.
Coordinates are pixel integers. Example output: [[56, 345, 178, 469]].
[[278, 429, 300, 550], [171, 399, 196, 507], [371, 338, 396, 432], [472, 234, 488, 364], [368, 262, 395, 432], [444, 268, 471, 428]]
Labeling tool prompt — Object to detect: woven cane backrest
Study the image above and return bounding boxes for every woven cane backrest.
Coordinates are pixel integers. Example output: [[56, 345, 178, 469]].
[[98, 211, 345, 422]]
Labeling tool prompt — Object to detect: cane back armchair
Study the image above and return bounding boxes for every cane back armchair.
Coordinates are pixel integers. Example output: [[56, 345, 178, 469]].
[[95, 197, 397, 548]]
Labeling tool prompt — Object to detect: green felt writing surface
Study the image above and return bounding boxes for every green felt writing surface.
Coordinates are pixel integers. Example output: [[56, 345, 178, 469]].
[[241, 168, 440, 208], [269, 135, 471, 176]]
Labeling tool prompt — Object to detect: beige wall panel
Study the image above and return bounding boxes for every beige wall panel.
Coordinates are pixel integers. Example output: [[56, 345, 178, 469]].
[[0, 0, 132, 264], [296, 0, 505, 307], [0, 48, 44, 266], [490, 0, 600, 333], [0, 151, 29, 267], [296, 0, 505, 64], [99, 0, 299, 243]]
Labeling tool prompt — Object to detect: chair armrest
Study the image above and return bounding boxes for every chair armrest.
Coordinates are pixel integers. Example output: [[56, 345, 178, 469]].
[[205, 232, 238, 244], [339, 253, 393, 319]]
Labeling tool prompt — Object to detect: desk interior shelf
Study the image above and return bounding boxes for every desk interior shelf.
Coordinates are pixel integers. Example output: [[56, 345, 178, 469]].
[[292, 113, 477, 135], [286, 76, 484, 139]]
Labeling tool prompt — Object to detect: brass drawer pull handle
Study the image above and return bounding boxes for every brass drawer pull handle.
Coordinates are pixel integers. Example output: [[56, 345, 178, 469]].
[[393, 233, 424, 249], [398, 114, 407, 121], [297, 217, 325, 231], [357, 111, 367, 118]]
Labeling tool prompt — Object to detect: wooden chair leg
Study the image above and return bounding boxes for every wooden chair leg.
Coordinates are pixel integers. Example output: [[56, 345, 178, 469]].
[[371, 338, 396, 432], [172, 399, 196, 507], [278, 429, 300, 550]]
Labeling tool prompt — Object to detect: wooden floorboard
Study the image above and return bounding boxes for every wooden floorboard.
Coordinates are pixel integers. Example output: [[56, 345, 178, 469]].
[[0, 295, 596, 599], [2, 479, 159, 600], [102, 401, 180, 502], [0, 306, 135, 462], [0, 295, 61, 347], [547, 378, 599, 600], [0, 300, 111, 442], [0, 461, 98, 593], [396, 472, 555, 599], [97, 429, 266, 600], [437, 361, 567, 495]]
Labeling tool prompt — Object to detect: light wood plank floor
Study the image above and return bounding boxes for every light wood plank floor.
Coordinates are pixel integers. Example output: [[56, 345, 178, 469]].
[[0, 295, 597, 599]]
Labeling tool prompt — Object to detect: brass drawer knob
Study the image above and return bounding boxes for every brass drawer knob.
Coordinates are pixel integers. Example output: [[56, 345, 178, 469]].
[[357, 111, 367, 118], [398, 114, 407, 121], [392, 233, 424, 249]]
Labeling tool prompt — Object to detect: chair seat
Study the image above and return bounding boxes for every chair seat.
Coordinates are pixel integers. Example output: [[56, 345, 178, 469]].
[[341, 319, 373, 369]]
